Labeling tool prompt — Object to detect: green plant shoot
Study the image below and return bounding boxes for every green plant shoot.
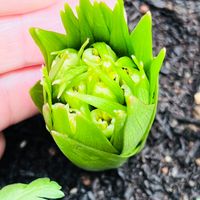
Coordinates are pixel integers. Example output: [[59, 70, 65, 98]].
[[30, 0, 166, 171]]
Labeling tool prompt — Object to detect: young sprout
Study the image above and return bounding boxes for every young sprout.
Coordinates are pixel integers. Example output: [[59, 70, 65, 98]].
[[30, 0, 166, 171]]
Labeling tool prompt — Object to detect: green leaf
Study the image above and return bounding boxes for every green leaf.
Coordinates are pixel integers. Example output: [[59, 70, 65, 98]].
[[49, 54, 69, 81], [42, 66, 52, 106], [79, 0, 94, 30], [43, 103, 52, 131], [115, 58, 149, 104], [130, 11, 153, 70], [61, 3, 81, 48], [74, 112, 118, 154], [52, 103, 72, 136], [133, 79, 159, 154], [92, 42, 117, 61], [88, 64, 124, 104], [127, 54, 162, 154], [29, 28, 67, 71], [149, 48, 166, 103], [56, 66, 87, 99], [110, 110, 127, 152], [76, 0, 94, 44], [29, 81, 43, 112], [99, 2, 113, 33], [122, 95, 155, 156], [0, 178, 64, 200], [110, 0, 131, 56], [51, 131, 127, 171], [68, 92, 126, 115], [92, 2, 110, 42]]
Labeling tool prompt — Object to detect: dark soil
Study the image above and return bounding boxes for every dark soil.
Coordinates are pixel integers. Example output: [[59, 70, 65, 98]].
[[1, 0, 200, 199]]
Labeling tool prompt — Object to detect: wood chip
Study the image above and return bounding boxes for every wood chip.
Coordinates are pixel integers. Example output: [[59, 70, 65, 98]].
[[194, 92, 200, 105]]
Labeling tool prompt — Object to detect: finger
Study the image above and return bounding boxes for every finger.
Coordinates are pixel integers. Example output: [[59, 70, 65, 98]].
[[0, 0, 58, 16], [0, 0, 115, 75], [0, 0, 66, 74], [0, 66, 41, 131], [0, 132, 5, 158]]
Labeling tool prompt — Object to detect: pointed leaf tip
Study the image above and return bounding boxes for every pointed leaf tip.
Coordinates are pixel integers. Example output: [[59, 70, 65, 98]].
[[162, 47, 167, 54], [146, 11, 151, 17], [130, 9, 153, 70]]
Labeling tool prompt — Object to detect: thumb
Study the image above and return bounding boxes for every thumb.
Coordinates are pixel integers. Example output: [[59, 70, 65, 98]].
[[0, 66, 41, 131]]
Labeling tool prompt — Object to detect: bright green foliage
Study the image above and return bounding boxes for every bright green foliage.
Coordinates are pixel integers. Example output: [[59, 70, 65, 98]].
[[30, 0, 165, 171], [0, 178, 64, 200]]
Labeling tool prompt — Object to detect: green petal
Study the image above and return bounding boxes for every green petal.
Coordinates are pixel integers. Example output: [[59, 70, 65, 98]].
[[61, 3, 81, 48], [92, 42, 117, 61], [110, 110, 127, 152], [54, 65, 87, 99], [49, 54, 68, 81], [130, 11, 153, 70], [51, 131, 127, 171], [116, 56, 137, 69], [109, 0, 131, 56], [29, 28, 67, 71], [148, 48, 166, 103], [68, 92, 126, 115], [92, 2, 110, 42], [42, 103, 52, 131], [100, 2, 113, 33], [74, 112, 118, 154], [51, 103, 72, 136], [134, 79, 159, 153], [42, 66, 52, 106], [76, 0, 94, 44], [115, 59, 149, 104], [122, 95, 155, 156], [29, 81, 43, 112], [86, 64, 124, 104]]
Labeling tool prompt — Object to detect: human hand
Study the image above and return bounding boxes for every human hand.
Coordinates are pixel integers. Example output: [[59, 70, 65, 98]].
[[0, 0, 115, 157]]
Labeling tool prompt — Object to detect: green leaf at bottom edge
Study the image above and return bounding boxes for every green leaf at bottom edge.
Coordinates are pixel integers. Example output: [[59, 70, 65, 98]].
[[0, 178, 64, 200]]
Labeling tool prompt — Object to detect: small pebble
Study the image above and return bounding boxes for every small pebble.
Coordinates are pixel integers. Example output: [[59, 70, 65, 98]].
[[188, 180, 195, 187], [19, 140, 27, 149], [139, 3, 149, 14], [48, 147, 56, 156], [188, 124, 199, 132], [193, 106, 200, 120], [164, 155, 172, 163], [194, 92, 200, 105], [87, 191, 95, 200], [171, 167, 178, 177], [124, 185, 134, 200], [170, 119, 178, 128], [195, 158, 200, 166], [189, 141, 194, 148], [161, 166, 169, 175], [70, 187, 78, 194], [81, 175, 91, 186]]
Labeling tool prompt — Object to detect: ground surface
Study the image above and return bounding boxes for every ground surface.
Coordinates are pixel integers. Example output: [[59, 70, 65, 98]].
[[0, 0, 200, 199]]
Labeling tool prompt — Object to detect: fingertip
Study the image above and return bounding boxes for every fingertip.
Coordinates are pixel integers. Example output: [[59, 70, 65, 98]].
[[0, 0, 58, 16]]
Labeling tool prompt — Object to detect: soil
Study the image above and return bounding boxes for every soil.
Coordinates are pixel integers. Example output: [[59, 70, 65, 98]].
[[0, 0, 200, 199]]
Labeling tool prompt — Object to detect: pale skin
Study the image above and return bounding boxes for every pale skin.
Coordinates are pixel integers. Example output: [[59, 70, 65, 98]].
[[0, 0, 115, 158]]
